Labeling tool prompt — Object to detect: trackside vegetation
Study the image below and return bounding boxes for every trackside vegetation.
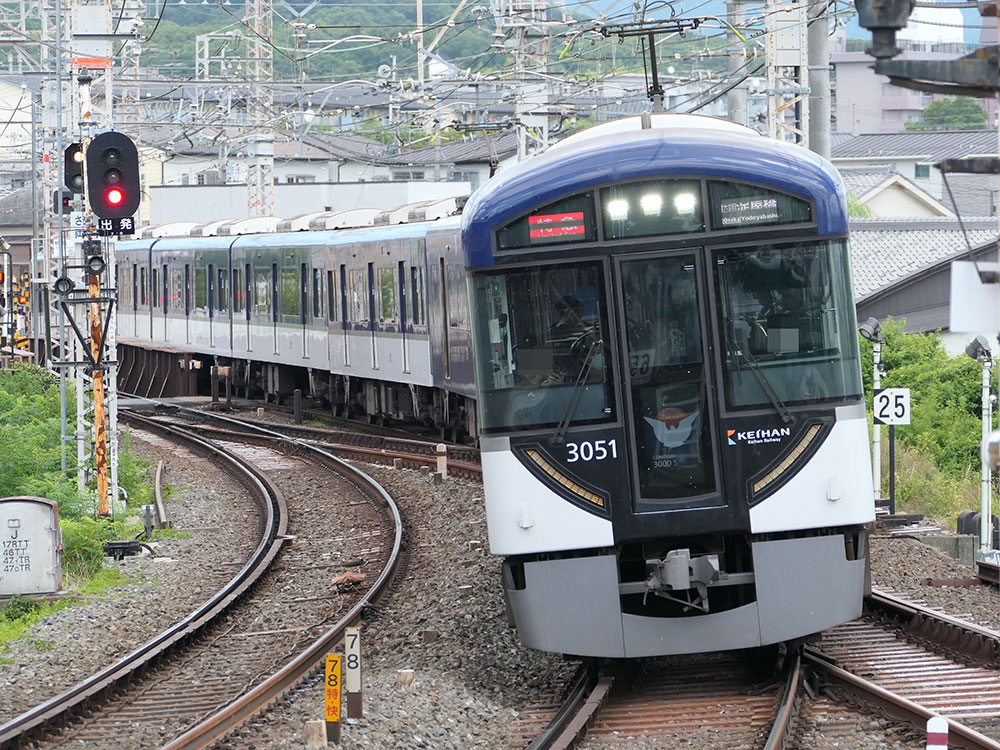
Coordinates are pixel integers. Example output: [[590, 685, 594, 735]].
[[859, 320, 998, 524], [0, 364, 158, 646]]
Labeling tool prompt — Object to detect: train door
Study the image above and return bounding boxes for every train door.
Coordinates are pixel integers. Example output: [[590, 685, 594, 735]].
[[207, 263, 215, 348], [300, 262, 308, 359], [271, 262, 279, 355], [368, 261, 378, 369], [398, 260, 409, 372], [615, 250, 725, 519], [184, 263, 191, 344], [340, 263, 350, 367], [161, 263, 168, 341]]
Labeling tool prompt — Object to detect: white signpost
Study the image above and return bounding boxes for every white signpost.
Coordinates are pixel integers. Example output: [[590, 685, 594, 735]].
[[872, 388, 911, 515]]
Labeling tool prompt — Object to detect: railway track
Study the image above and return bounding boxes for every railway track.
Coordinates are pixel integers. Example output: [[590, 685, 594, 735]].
[[805, 589, 1000, 750], [517, 649, 802, 749], [0, 411, 404, 750], [136, 400, 482, 478]]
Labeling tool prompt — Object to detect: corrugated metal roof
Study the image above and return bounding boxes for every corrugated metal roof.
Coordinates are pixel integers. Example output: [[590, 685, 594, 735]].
[[833, 130, 998, 160], [380, 131, 520, 166], [849, 217, 997, 299]]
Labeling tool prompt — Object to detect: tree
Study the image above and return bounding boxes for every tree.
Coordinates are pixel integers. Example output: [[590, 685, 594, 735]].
[[905, 97, 988, 131]]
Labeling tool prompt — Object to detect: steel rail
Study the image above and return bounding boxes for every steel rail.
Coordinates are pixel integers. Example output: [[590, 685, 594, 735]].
[[524, 661, 606, 750], [175, 422, 482, 479], [0, 411, 288, 749], [762, 650, 802, 750], [160, 417, 405, 749], [803, 647, 1000, 750], [868, 588, 1000, 663]]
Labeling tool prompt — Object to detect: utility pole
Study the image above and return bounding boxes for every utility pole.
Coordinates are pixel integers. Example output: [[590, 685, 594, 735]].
[[807, 0, 832, 158], [245, 0, 275, 217], [764, 0, 809, 145], [492, 0, 553, 160], [726, 0, 748, 127]]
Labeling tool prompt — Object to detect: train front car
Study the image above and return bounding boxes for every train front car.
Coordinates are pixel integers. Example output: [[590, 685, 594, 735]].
[[462, 115, 874, 658]]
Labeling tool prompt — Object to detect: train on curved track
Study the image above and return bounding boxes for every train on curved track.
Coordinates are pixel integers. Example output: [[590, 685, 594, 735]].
[[113, 113, 875, 658]]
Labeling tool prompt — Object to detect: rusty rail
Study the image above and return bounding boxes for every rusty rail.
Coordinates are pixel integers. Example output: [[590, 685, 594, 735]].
[[0, 412, 288, 749]]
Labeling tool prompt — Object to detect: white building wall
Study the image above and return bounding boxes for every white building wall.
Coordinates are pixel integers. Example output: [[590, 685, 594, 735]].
[[147, 181, 472, 224]]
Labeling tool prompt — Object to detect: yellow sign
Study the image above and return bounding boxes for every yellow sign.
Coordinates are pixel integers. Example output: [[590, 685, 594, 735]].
[[324, 654, 342, 722]]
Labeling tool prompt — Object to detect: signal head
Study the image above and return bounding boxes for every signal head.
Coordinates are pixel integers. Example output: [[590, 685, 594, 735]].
[[86, 131, 140, 220], [64, 142, 85, 194]]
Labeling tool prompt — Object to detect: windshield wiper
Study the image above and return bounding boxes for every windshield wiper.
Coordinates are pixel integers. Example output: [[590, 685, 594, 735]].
[[736, 346, 793, 424], [550, 338, 603, 446]]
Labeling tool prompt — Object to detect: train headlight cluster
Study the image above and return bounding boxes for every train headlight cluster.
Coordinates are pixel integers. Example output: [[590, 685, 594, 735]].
[[674, 192, 697, 214], [639, 193, 662, 216]]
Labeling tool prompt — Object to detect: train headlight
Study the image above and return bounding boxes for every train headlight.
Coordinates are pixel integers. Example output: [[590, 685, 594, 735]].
[[639, 193, 662, 217], [674, 192, 697, 215], [606, 199, 629, 221]]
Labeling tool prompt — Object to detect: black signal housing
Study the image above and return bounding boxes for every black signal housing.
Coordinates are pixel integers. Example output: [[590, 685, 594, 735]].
[[86, 131, 140, 220]]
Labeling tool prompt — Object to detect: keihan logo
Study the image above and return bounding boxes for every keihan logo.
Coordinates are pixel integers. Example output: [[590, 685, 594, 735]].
[[727, 426, 791, 446]]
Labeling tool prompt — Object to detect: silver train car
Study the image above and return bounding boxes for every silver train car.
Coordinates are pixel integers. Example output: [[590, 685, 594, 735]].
[[113, 114, 875, 658]]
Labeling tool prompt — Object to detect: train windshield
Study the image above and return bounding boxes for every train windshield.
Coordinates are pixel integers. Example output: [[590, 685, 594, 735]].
[[714, 239, 863, 409], [471, 262, 614, 432]]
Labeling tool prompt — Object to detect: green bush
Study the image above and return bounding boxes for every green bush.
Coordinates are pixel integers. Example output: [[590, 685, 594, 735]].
[[60, 517, 123, 580], [860, 319, 997, 523]]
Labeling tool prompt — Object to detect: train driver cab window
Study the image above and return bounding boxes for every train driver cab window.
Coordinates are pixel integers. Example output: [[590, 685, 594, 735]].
[[714, 240, 863, 409], [471, 262, 613, 432]]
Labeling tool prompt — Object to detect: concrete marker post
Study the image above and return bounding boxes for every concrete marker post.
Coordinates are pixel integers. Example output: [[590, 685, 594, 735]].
[[926, 716, 948, 749], [436, 443, 447, 479]]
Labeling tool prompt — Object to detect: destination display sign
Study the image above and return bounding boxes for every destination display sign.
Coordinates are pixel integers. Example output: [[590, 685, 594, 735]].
[[528, 211, 586, 241], [717, 197, 781, 226], [497, 193, 595, 250]]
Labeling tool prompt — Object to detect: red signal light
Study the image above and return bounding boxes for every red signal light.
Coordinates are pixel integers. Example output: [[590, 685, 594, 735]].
[[106, 187, 124, 206]]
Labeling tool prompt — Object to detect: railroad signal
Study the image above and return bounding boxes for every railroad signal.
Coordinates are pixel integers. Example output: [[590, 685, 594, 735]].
[[64, 142, 84, 194], [86, 131, 140, 220]]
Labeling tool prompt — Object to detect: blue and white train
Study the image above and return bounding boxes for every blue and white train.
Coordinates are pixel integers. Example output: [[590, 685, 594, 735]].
[[113, 114, 874, 658]]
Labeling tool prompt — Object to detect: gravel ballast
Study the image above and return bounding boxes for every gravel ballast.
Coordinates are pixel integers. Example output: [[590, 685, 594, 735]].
[[5, 425, 1000, 749]]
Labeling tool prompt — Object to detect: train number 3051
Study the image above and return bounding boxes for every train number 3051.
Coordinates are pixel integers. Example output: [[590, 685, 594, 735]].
[[566, 439, 619, 463]]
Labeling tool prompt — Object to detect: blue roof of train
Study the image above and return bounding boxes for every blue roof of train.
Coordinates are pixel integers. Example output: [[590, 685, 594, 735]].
[[461, 121, 848, 268]]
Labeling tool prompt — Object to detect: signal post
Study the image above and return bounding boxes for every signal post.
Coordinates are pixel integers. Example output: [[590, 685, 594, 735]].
[[55, 129, 138, 517]]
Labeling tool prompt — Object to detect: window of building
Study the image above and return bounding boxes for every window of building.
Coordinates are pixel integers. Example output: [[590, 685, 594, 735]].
[[914, 164, 931, 179]]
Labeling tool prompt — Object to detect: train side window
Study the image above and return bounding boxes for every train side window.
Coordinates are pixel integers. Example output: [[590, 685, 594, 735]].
[[170, 268, 183, 312], [348, 268, 367, 322], [327, 270, 337, 322], [410, 266, 425, 325], [280, 266, 300, 317], [151, 267, 159, 308], [254, 266, 271, 317], [139, 266, 148, 307], [162, 265, 169, 314], [131, 263, 138, 311], [378, 267, 395, 322], [184, 264, 191, 316], [244, 263, 252, 319], [313, 268, 323, 319], [300, 263, 308, 324], [195, 267, 208, 311], [232, 267, 243, 313], [217, 268, 229, 312]]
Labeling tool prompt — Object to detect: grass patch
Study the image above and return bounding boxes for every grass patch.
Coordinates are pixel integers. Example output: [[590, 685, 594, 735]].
[[77, 566, 129, 596], [151, 528, 189, 540], [882, 440, 979, 527], [0, 596, 75, 653], [30, 639, 56, 651]]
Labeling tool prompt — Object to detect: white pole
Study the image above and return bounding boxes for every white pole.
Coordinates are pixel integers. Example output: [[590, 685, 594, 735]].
[[926, 716, 948, 750], [872, 340, 882, 502], [981, 358, 993, 553]]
